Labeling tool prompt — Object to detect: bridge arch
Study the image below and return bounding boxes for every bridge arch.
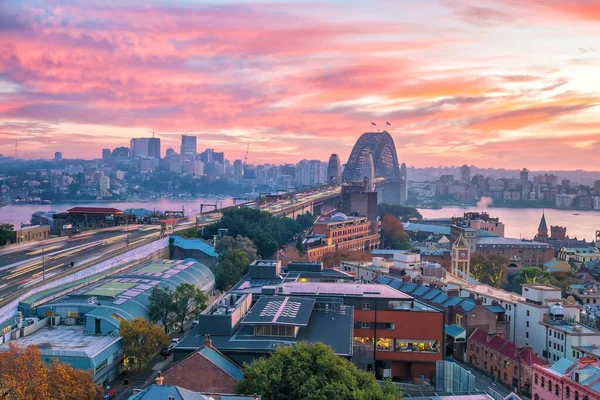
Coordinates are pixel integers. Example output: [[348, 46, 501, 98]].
[[342, 131, 401, 183]]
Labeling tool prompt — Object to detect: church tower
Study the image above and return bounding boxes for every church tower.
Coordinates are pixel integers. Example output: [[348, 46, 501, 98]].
[[537, 212, 548, 238], [451, 234, 471, 280]]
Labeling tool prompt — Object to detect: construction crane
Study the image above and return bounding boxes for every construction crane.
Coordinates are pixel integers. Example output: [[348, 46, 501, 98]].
[[244, 143, 250, 166]]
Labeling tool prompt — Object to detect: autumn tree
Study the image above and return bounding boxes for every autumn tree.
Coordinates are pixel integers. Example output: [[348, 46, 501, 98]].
[[119, 317, 169, 370], [321, 249, 372, 268], [514, 267, 553, 285], [149, 286, 176, 334], [216, 249, 250, 291], [469, 253, 509, 288], [381, 214, 410, 250], [215, 235, 257, 262], [171, 283, 208, 333], [0, 343, 102, 400], [236, 342, 403, 400]]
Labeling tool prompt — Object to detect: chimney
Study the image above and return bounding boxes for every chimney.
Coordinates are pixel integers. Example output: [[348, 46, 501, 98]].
[[155, 371, 164, 386], [447, 289, 459, 297], [204, 334, 212, 348], [475, 297, 483, 305]]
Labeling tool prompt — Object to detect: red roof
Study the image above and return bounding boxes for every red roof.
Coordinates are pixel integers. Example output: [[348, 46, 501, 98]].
[[67, 207, 123, 215], [519, 348, 548, 367], [469, 328, 548, 367]]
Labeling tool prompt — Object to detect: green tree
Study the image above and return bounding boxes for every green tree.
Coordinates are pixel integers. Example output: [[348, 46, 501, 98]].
[[171, 283, 207, 333], [119, 317, 169, 370], [469, 253, 508, 288], [469, 253, 487, 282], [0, 223, 15, 246], [217, 249, 250, 291], [215, 235, 257, 262], [236, 342, 403, 400], [295, 235, 304, 254], [296, 212, 315, 229], [381, 214, 411, 250], [148, 286, 175, 334], [514, 267, 552, 285], [377, 204, 422, 221]]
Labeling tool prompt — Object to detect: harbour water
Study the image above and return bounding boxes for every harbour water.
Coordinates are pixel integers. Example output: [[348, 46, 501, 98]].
[[418, 206, 600, 241], [0, 197, 235, 227]]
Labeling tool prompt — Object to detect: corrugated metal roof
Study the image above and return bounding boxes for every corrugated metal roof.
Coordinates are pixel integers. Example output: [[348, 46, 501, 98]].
[[171, 235, 219, 258], [485, 305, 506, 314], [445, 324, 466, 338]]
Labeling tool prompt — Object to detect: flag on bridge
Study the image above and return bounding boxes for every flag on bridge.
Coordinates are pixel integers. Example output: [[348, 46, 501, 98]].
[[371, 122, 376, 126], [386, 122, 391, 126]]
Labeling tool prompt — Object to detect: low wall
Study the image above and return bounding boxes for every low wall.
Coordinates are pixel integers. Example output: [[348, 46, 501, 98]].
[[0, 237, 169, 324]]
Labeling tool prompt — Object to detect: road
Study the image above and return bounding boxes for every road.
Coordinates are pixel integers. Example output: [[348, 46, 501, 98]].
[[454, 360, 515, 398], [0, 187, 340, 305]]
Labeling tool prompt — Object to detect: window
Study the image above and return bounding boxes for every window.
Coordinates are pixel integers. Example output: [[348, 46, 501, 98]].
[[456, 314, 464, 327], [394, 339, 439, 353], [360, 322, 370, 329], [541, 377, 545, 388], [504, 372, 508, 381], [566, 387, 570, 398], [527, 310, 530, 316], [556, 386, 559, 396], [526, 332, 529, 339], [376, 338, 393, 351], [548, 381, 552, 392], [526, 321, 530, 328], [535, 374, 538, 384], [362, 302, 371, 310]]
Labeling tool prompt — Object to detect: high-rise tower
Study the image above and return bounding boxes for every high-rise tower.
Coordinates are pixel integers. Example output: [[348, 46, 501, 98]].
[[327, 154, 342, 184]]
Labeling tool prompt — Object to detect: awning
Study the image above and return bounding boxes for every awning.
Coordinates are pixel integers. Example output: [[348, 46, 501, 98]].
[[445, 324, 466, 340]]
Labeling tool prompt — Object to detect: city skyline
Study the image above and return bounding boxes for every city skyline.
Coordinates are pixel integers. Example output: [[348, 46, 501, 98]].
[[1, 1, 600, 169]]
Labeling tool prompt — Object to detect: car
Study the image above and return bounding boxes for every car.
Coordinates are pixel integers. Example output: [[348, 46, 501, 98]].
[[171, 338, 181, 345], [160, 346, 172, 357]]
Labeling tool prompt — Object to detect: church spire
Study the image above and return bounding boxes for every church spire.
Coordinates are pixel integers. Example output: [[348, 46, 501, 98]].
[[537, 212, 548, 238]]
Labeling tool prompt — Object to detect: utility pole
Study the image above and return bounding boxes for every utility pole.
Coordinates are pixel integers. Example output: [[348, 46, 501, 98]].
[[39, 240, 46, 283], [198, 203, 218, 236]]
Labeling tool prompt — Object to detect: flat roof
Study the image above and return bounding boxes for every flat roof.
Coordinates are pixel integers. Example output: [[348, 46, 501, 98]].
[[446, 274, 523, 304], [242, 296, 315, 326], [522, 284, 561, 291], [178, 307, 354, 357], [544, 321, 599, 334], [477, 237, 551, 248], [0, 324, 119, 358], [279, 282, 413, 299]]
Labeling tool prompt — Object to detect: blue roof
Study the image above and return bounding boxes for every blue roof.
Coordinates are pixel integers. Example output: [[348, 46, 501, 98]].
[[423, 288, 441, 300], [374, 277, 392, 285], [443, 297, 462, 307], [458, 298, 476, 312], [399, 282, 418, 293], [198, 346, 244, 381], [412, 285, 430, 296], [432, 292, 448, 304], [485, 305, 506, 314], [549, 358, 575, 375], [403, 223, 451, 235], [445, 324, 466, 338], [128, 385, 212, 400], [388, 279, 404, 290], [171, 235, 219, 258]]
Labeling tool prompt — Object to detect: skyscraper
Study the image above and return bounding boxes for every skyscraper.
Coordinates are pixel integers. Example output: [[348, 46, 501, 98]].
[[54, 152, 62, 162], [520, 168, 529, 184], [233, 159, 243, 182], [130, 138, 149, 158], [400, 162, 408, 204], [327, 154, 342, 184], [148, 137, 161, 159], [102, 148, 112, 161], [180, 135, 197, 156], [360, 152, 375, 191], [459, 164, 470, 184]]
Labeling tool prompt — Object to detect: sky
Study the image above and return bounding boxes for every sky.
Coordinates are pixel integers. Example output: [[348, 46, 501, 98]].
[[0, 0, 599, 169]]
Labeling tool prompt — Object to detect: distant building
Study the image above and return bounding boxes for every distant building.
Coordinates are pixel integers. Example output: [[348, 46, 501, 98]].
[[54, 151, 62, 162], [102, 148, 112, 161], [459, 165, 471, 184], [360, 152, 375, 191], [305, 213, 380, 260], [452, 212, 505, 237], [233, 159, 243, 182], [556, 194, 576, 208], [148, 137, 161, 159], [130, 138, 150, 158], [338, 180, 378, 222], [99, 176, 110, 191], [14, 225, 50, 244], [400, 162, 408, 204], [327, 154, 342, 184], [520, 168, 529, 184], [180, 135, 197, 156], [111, 146, 130, 159], [52, 207, 129, 233], [451, 235, 471, 280], [165, 148, 176, 157]]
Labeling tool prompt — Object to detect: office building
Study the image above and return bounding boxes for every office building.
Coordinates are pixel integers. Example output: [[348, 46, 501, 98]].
[[233, 160, 243, 182], [360, 153, 375, 191], [130, 138, 149, 158], [181, 135, 197, 156], [338, 180, 378, 222], [99, 176, 110, 191], [327, 154, 342, 184], [148, 137, 161, 159], [111, 146, 130, 159], [54, 151, 62, 162], [452, 212, 506, 237], [102, 148, 112, 161], [520, 168, 529, 184], [459, 165, 470, 184]]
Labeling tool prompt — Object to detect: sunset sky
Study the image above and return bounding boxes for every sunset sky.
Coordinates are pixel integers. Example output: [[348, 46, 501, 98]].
[[1, 0, 599, 169]]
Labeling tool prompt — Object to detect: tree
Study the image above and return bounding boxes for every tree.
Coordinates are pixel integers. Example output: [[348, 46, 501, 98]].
[[514, 267, 552, 285], [321, 249, 372, 269], [171, 283, 207, 333], [215, 235, 258, 262], [295, 235, 304, 254], [377, 204, 422, 221], [119, 317, 169, 370], [217, 249, 250, 291], [296, 212, 315, 230], [381, 214, 411, 250], [469, 253, 508, 288], [236, 342, 402, 400], [0, 343, 102, 400], [0, 223, 15, 246], [149, 286, 176, 334]]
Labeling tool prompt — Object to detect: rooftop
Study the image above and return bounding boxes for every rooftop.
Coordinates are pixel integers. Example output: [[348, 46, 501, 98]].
[[0, 324, 119, 359], [66, 207, 123, 214], [274, 281, 413, 299], [477, 237, 551, 248], [171, 235, 219, 258], [543, 320, 599, 334], [242, 296, 315, 326], [128, 384, 259, 400], [446, 275, 523, 304]]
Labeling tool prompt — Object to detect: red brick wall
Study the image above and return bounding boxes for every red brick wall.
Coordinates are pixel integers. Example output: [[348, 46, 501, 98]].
[[162, 353, 237, 393]]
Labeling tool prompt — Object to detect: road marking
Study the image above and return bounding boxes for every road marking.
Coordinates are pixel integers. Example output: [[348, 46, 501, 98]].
[[26, 245, 62, 256]]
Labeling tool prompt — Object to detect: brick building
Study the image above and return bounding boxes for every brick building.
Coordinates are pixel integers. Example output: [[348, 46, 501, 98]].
[[305, 213, 380, 260], [163, 335, 243, 393], [532, 357, 600, 400], [468, 328, 547, 395]]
